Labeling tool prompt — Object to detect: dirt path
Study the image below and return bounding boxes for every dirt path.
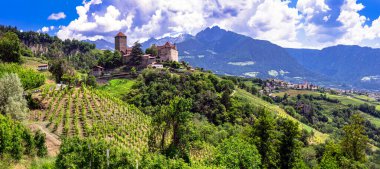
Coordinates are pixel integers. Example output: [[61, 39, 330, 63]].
[[28, 123, 61, 157]]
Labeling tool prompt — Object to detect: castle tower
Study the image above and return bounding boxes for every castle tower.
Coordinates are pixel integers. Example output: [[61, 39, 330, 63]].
[[115, 32, 127, 53]]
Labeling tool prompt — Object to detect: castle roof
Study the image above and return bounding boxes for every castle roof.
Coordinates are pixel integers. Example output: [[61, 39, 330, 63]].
[[115, 32, 126, 37], [157, 42, 176, 50]]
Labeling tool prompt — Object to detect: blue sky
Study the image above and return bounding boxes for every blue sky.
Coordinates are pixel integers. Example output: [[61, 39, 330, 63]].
[[1, 0, 380, 49]]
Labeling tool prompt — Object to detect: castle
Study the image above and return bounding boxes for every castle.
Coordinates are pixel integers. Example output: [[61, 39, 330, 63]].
[[114, 32, 178, 67]]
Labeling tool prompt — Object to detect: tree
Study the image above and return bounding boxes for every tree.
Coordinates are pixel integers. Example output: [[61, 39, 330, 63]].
[[0, 32, 22, 63], [0, 63, 45, 90], [145, 45, 158, 56], [277, 118, 302, 169], [215, 137, 261, 169], [319, 142, 341, 169], [341, 114, 368, 162], [221, 90, 232, 110], [129, 42, 143, 66], [34, 130, 47, 157], [164, 97, 193, 161], [252, 109, 279, 169], [130, 67, 137, 77], [85, 75, 97, 87], [49, 59, 74, 83], [0, 73, 28, 120]]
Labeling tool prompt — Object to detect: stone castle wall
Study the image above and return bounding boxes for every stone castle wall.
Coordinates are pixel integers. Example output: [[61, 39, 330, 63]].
[[115, 36, 127, 53], [158, 48, 178, 62]]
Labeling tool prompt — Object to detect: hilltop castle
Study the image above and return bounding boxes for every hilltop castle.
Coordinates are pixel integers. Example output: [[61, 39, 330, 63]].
[[114, 32, 178, 67]]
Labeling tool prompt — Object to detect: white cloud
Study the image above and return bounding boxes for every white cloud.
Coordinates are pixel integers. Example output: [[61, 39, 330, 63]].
[[41, 27, 49, 33], [55, 0, 380, 48], [247, 0, 301, 42], [323, 15, 330, 22], [297, 0, 330, 20], [336, 0, 367, 44], [48, 12, 66, 20], [37, 26, 55, 33]]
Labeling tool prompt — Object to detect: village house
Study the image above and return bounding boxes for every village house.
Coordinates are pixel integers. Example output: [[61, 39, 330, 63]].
[[92, 66, 104, 77], [289, 82, 319, 90], [149, 63, 164, 69], [114, 32, 178, 67], [37, 64, 48, 71]]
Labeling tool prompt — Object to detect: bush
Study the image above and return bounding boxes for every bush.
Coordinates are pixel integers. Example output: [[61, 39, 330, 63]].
[[215, 137, 261, 169], [0, 73, 28, 120], [56, 137, 137, 169], [0, 32, 21, 63], [0, 63, 45, 90], [0, 114, 44, 161], [35, 131, 47, 157]]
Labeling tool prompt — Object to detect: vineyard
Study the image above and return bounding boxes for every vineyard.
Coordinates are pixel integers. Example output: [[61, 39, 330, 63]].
[[29, 85, 151, 155]]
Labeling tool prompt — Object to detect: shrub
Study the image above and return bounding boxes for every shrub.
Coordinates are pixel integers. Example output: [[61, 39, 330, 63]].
[[0, 63, 45, 90]]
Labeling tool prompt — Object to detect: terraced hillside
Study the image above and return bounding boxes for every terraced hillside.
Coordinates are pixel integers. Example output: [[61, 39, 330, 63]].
[[234, 89, 329, 144], [29, 85, 151, 155]]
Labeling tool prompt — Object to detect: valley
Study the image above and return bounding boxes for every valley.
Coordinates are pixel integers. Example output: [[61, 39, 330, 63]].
[[1, 25, 380, 168]]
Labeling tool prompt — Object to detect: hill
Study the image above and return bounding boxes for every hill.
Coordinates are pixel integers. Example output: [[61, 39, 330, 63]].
[[29, 85, 150, 155], [141, 34, 193, 50], [83, 26, 380, 91], [287, 46, 380, 90], [83, 39, 114, 50], [176, 26, 324, 84]]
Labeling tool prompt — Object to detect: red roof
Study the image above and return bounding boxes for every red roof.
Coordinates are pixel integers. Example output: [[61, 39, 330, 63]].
[[115, 32, 126, 37], [157, 42, 176, 50]]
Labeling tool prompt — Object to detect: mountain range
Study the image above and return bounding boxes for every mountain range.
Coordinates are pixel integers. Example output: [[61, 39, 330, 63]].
[[85, 26, 380, 91]]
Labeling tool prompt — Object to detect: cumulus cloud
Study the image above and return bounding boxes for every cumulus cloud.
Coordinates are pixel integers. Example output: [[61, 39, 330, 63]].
[[37, 26, 55, 33], [48, 12, 66, 20], [56, 0, 380, 48]]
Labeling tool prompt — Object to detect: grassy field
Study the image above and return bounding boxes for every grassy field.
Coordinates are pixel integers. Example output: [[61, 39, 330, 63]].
[[273, 90, 319, 97], [360, 112, 380, 128], [97, 79, 135, 99], [377, 105, 380, 111], [235, 89, 328, 144], [326, 93, 367, 105], [22, 56, 55, 84], [352, 94, 377, 102], [275, 89, 378, 107], [242, 81, 261, 90]]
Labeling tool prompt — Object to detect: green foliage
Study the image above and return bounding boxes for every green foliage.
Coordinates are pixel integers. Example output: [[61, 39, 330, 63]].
[[85, 75, 97, 87], [215, 137, 261, 169], [164, 97, 193, 161], [56, 137, 137, 169], [320, 142, 341, 169], [98, 50, 122, 69], [30, 157, 56, 169], [0, 63, 45, 90], [56, 137, 194, 169], [0, 114, 45, 161], [34, 131, 48, 157], [125, 69, 233, 124], [69, 52, 97, 70], [145, 45, 158, 56], [341, 114, 368, 162], [0, 73, 28, 120], [251, 109, 279, 169], [97, 79, 135, 99], [129, 42, 143, 66], [49, 58, 75, 83], [140, 153, 190, 169], [163, 61, 181, 69], [0, 32, 21, 63], [277, 118, 302, 169], [0, 25, 95, 57]]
